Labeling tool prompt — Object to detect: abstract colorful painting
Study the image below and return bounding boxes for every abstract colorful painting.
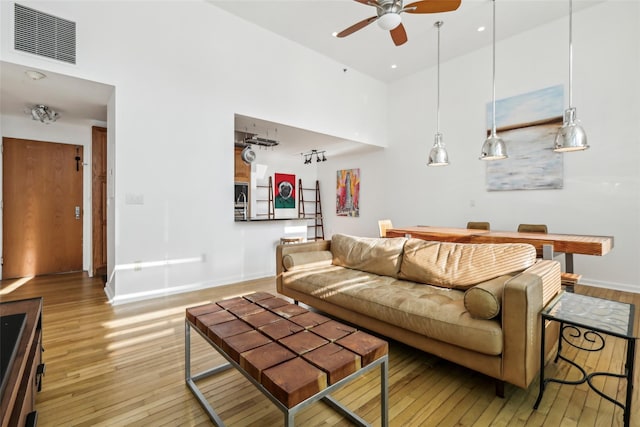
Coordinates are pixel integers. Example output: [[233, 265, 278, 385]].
[[274, 173, 295, 209], [336, 169, 359, 217], [486, 85, 564, 191]]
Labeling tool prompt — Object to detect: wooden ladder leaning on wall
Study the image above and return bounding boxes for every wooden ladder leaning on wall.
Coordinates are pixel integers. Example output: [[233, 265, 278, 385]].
[[255, 176, 275, 219], [298, 179, 324, 241]]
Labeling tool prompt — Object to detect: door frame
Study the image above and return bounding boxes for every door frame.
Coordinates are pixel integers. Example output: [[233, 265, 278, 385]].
[[92, 126, 107, 277]]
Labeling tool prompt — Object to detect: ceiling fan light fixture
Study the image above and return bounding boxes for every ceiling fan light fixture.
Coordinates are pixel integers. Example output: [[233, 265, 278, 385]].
[[377, 13, 401, 30]]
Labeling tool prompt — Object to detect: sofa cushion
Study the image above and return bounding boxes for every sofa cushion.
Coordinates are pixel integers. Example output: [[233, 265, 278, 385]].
[[283, 265, 503, 356], [283, 251, 333, 271], [331, 234, 407, 278], [399, 239, 536, 290], [464, 275, 512, 319]]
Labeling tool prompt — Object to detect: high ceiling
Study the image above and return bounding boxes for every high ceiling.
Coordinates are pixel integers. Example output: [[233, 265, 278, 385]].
[[1, 1, 602, 157], [211, 0, 601, 83]]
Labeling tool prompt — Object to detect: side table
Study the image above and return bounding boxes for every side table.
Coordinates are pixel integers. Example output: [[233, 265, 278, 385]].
[[533, 291, 636, 426]]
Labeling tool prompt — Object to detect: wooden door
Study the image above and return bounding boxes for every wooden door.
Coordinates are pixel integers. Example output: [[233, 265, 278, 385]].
[[91, 127, 107, 277], [2, 138, 83, 279]]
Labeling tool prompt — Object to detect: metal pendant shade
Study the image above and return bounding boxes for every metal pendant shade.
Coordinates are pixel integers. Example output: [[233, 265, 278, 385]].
[[428, 133, 449, 166], [427, 21, 449, 167], [480, 133, 507, 160], [480, 0, 507, 161], [554, 107, 588, 151], [554, 0, 588, 152]]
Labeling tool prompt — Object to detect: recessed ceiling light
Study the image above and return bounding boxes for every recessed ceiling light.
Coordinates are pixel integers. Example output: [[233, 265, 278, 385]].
[[331, 31, 338, 37], [391, 64, 397, 69], [25, 70, 46, 80], [477, 26, 486, 32]]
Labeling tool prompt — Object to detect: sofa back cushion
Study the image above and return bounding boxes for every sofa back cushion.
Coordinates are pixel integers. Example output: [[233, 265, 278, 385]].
[[331, 234, 407, 278], [399, 239, 536, 289]]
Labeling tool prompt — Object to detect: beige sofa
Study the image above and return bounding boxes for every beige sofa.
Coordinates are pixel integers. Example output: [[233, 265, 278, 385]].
[[276, 234, 562, 394]]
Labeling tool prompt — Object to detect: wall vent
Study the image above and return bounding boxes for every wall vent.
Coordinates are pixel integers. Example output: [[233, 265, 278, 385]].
[[14, 3, 76, 64]]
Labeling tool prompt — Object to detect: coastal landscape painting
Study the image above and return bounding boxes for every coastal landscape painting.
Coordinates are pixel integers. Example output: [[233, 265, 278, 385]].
[[486, 85, 564, 191]]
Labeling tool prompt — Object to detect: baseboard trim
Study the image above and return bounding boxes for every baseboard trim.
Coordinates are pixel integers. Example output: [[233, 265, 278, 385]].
[[580, 278, 639, 294], [106, 271, 272, 305]]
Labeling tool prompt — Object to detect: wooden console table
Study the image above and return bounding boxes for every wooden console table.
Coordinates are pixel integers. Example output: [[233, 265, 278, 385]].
[[386, 226, 613, 274], [185, 292, 388, 426], [1, 297, 44, 427]]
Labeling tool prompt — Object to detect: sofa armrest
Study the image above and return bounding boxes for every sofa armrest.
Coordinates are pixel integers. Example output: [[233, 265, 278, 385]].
[[276, 240, 331, 294], [501, 259, 561, 388]]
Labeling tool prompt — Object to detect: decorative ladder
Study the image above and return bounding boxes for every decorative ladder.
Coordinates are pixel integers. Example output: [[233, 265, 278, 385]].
[[255, 176, 275, 219], [298, 179, 324, 241]]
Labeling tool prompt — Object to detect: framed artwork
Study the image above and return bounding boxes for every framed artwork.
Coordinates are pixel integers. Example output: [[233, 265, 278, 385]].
[[486, 85, 564, 191], [274, 173, 295, 209], [336, 168, 359, 217]]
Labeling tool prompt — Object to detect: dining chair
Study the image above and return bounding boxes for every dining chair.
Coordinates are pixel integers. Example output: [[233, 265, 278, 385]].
[[517, 224, 548, 234], [467, 221, 490, 231], [378, 219, 393, 238]]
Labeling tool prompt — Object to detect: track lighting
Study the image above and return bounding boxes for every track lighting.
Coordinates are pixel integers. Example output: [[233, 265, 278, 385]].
[[301, 149, 327, 165]]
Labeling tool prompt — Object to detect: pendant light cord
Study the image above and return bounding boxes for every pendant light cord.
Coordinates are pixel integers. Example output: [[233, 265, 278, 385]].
[[436, 22, 441, 134], [491, 0, 497, 137], [568, 0, 573, 108]]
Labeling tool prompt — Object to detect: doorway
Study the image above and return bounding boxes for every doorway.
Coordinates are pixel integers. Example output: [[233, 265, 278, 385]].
[[2, 137, 83, 279]]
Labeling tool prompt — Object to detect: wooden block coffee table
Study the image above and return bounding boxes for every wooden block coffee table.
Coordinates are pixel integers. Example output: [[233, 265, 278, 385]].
[[185, 292, 389, 426]]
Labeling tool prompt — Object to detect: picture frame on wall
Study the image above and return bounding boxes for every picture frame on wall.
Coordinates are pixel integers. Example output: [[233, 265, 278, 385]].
[[274, 173, 295, 209], [336, 168, 359, 217], [486, 85, 564, 191]]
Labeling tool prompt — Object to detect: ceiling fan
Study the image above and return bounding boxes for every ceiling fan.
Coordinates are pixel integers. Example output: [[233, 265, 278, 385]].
[[336, 0, 461, 46]]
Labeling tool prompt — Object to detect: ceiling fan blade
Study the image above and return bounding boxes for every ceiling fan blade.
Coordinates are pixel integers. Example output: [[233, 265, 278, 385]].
[[404, 0, 461, 14], [390, 23, 408, 46], [336, 16, 378, 38]]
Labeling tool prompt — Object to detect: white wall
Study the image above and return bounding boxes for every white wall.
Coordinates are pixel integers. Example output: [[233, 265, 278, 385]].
[[325, 1, 640, 292], [0, 0, 388, 303]]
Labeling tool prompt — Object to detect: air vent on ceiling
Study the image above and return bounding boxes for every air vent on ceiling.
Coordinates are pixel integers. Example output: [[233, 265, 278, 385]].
[[14, 3, 76, 64]]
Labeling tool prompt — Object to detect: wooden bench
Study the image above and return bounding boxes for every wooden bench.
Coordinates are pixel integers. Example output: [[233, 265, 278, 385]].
[[560, 272, 581, 291], [185, 292, 389, 426]]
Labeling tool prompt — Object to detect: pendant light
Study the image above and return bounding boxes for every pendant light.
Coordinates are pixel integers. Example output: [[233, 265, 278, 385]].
[[479, 0, 507, 161], [554, 0, 588, 152], [428, 21, 449, 167]]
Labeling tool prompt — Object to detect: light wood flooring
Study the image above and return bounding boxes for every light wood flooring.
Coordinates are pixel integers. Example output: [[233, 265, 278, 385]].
[[0, 273, 637, 426]]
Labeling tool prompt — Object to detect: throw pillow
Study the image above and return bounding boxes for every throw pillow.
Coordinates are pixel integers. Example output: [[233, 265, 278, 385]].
[[464, 275, 512, 319]]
